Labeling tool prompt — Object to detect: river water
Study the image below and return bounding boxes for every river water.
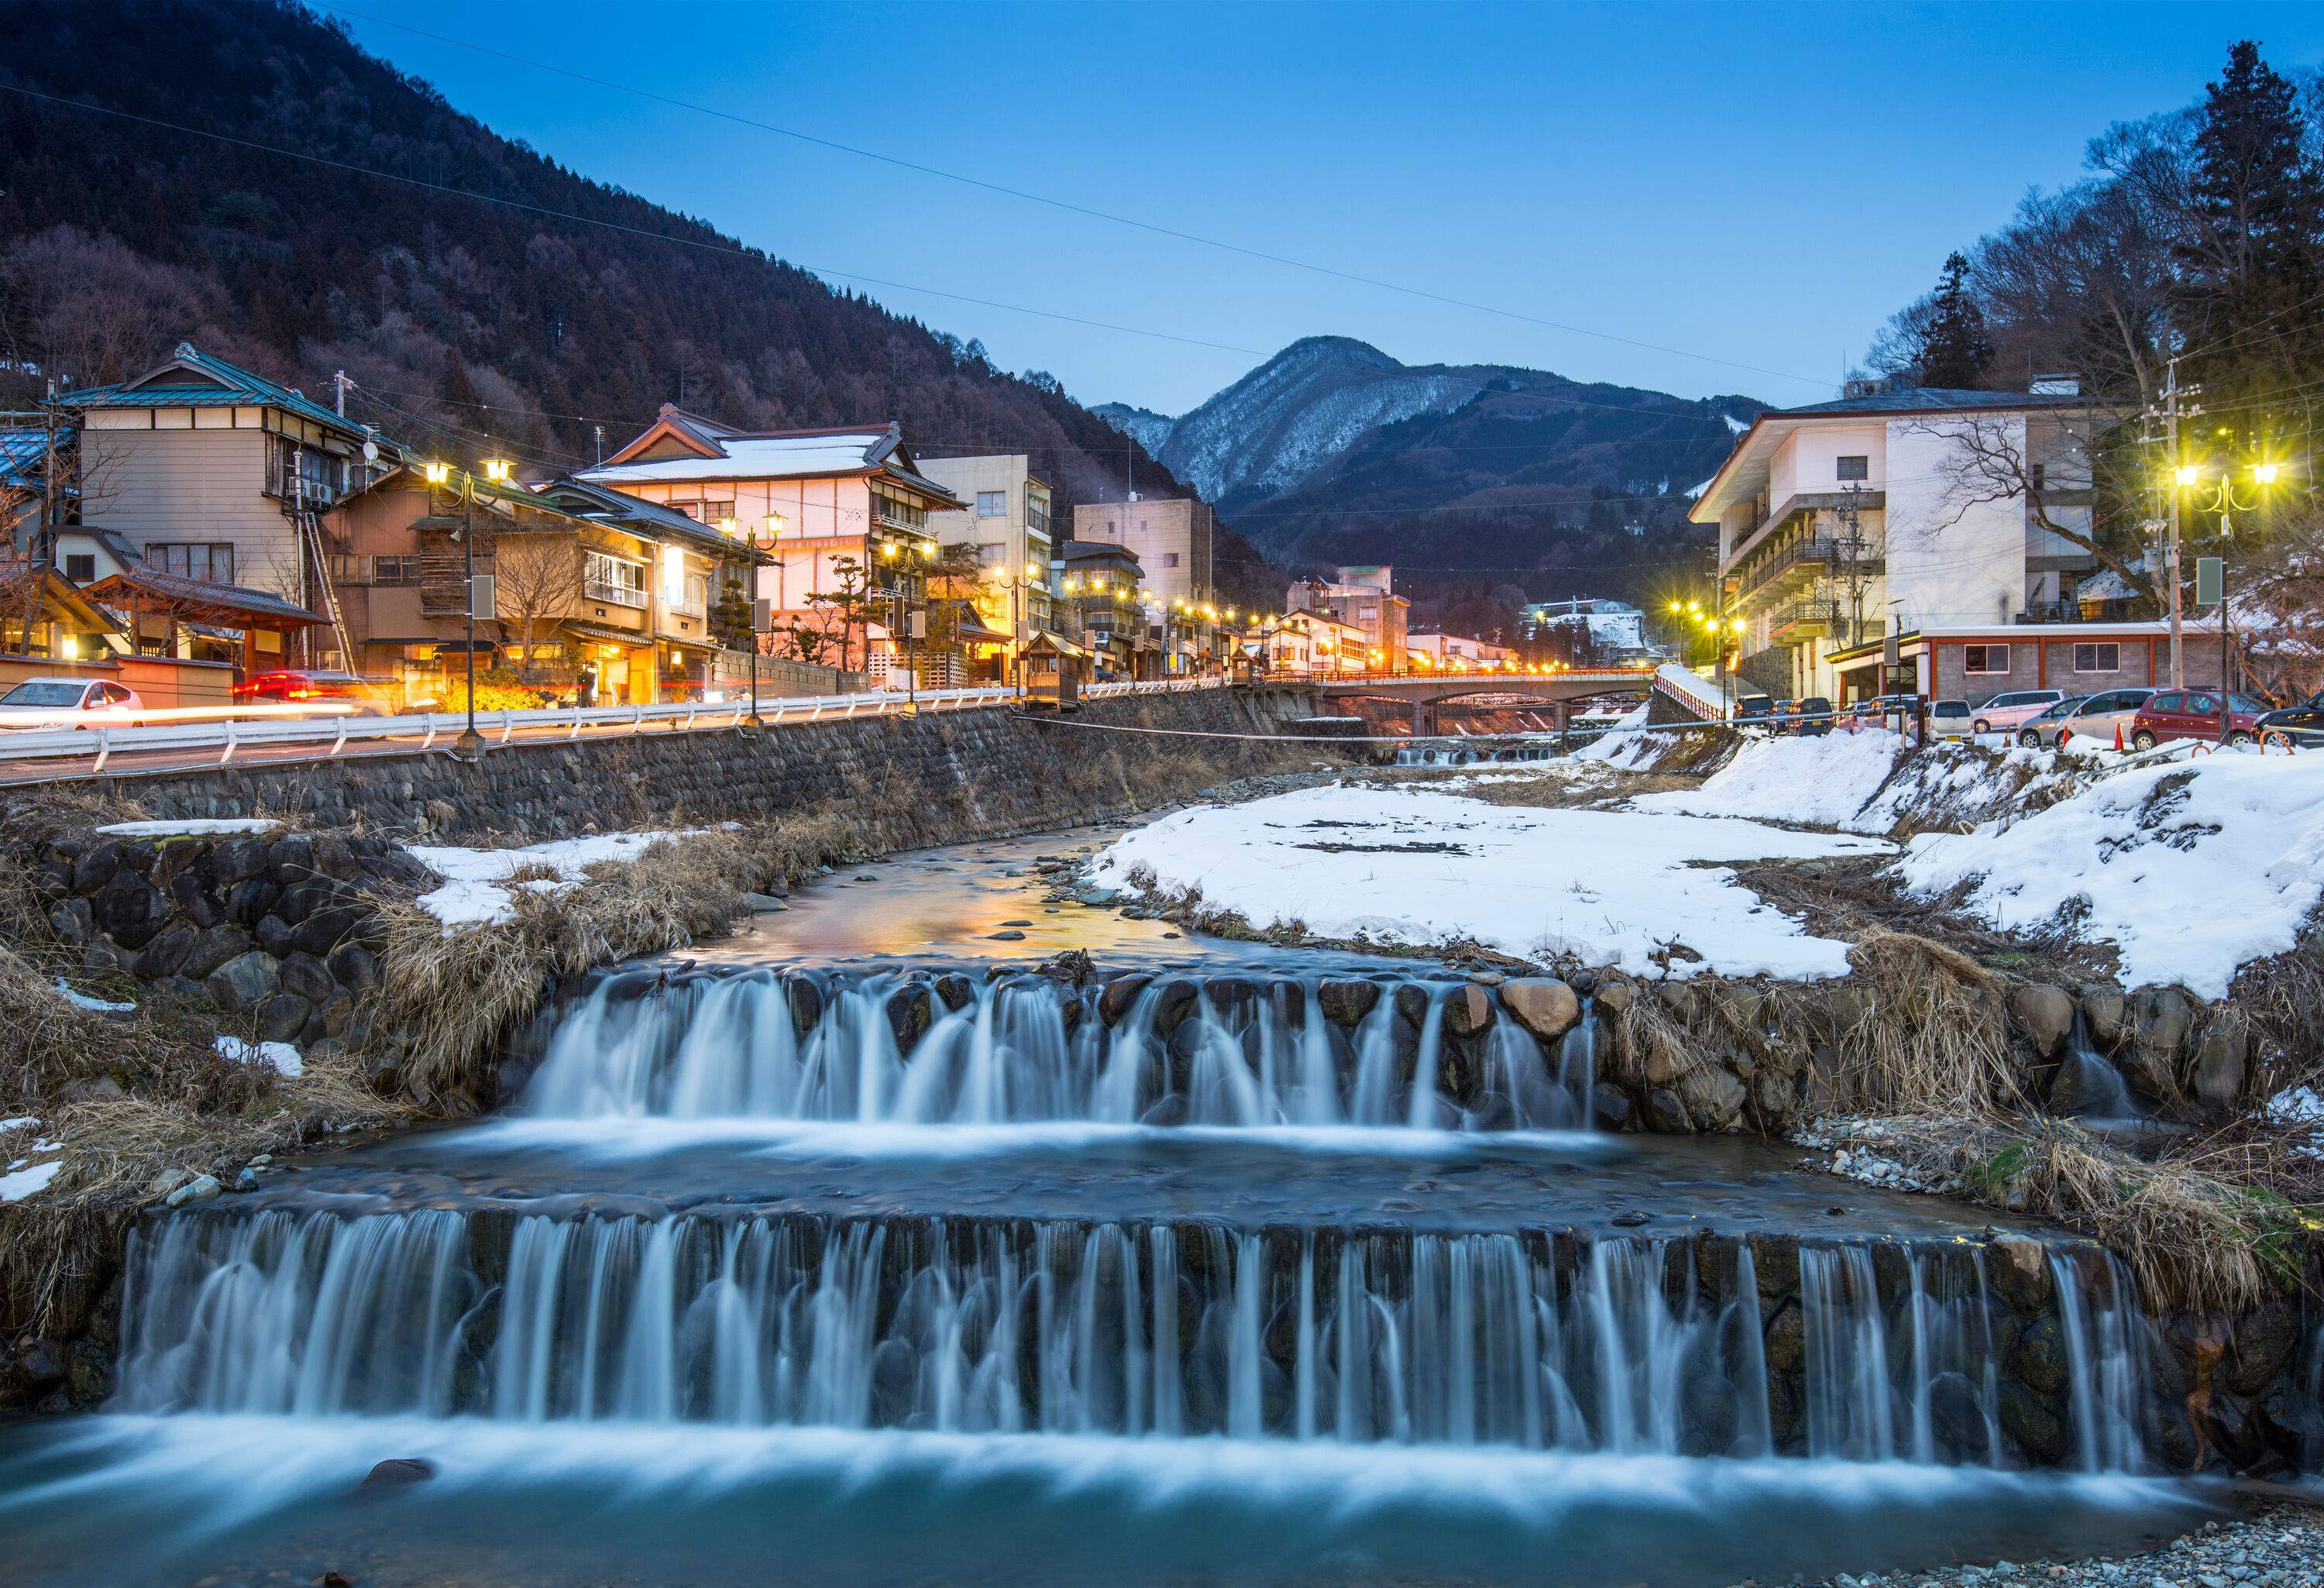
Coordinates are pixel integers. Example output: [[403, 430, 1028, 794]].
[[0, 823, 2238, 1587]]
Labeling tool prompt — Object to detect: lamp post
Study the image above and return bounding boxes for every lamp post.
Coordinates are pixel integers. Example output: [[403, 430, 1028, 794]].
[[424, 455, 512, 761]]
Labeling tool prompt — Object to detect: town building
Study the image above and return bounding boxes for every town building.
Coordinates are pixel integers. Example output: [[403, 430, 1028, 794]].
[[918, 453, 1057, 676], [1406, 630, 1517, 670], [1072, 495, 1213, 610], [1690, 377, 2096, 701], [1519, 597, 1654, 663], [1054, 538, 1149, 678], [51, 343, 398, 671], [1263, 608, 1368, 678], [578, 408, 965, 675], [1822, 619, 2223, 705], [1288, 565, 1409, 671]]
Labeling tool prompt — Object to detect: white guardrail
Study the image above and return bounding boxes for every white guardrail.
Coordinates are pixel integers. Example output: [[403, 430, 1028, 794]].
[[0, 675, 1235, 779]]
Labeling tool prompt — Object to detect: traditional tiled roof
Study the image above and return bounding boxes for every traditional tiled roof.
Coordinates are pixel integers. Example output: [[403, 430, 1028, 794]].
[[579, 413, 964, 505], [81, 565, 329, 629], [1776, 387, 2086, 417], [58, 343, 369, 438], [531, 476, 758, 558]]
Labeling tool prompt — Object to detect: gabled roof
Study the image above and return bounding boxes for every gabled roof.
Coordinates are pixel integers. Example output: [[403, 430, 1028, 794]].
[[1057, 538, 1142, 568], [579, 410, 964, 504], [1778, 387, 2086, 418], [58, 342, 369, 439], [82, 565, 330, 631], [529, 476, 766, 559]]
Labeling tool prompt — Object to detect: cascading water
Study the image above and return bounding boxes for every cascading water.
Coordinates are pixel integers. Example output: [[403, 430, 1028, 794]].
[[2050, 1249, 2150, 1473], [107, 1202, 2151, 1473], [519, 969, 1600, 1133]]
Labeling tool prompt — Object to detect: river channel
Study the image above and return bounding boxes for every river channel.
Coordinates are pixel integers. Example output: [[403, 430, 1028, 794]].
[[0, 821, 2243, 1588]]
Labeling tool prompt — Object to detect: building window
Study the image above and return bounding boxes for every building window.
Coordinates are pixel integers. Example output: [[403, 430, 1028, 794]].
[[976, 490, 1006, 517], [666, 500, 734, 524], [873, 489, 928, 531], [1026, 493, 1050, 538], [146, 542, 235, 584], [1836, 455, 1869, 482], [1162, 552, 1180, 568], [375, 555, 422, 586], [2030, 462, 2047, 492], [583, 550, 648, 608], [1963, 643, 2011, 674], [2072, 642, 2119, 673], [63, 553, 94, 583]]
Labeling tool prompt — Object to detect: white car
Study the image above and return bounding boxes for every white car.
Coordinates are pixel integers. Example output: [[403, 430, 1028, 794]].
[[2022, 687, 2156, 750], [0, 677, 147, 728], [1969, 689, 2064, 735], [1930, 699, 1975, 740]]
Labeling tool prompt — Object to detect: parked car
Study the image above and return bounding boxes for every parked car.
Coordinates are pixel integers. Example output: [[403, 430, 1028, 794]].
[[1732, 693, 1774, 727], [2030, 687, 2157, 750], [1968, 689, 2065, 735], [2012, 695, 2090, 749], [1793, 695, 1834, 737], [232, 669, 397, 716], [1768, 697, 1796, 732], [1930, 699, 1975, 741], [0, 676, 146, 728], [2255, 688, 2324, 749], [2129, 688, 2273, 749]]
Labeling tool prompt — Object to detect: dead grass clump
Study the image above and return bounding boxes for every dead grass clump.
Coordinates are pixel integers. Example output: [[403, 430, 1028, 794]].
[[2227, 921, 2324, 1099], [1834, 930, 2020, 1115]]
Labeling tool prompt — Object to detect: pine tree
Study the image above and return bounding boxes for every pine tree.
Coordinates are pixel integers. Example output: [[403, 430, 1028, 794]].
[[1916, 253, 1996, 389], [2178, 40, 2324, 398]]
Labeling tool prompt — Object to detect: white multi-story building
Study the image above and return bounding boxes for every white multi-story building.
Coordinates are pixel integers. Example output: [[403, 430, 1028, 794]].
[[1690, 378, 2097, 701], [919, 453, 1055, 669]]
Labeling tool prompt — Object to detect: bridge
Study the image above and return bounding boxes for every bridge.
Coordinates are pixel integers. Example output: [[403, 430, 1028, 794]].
[[1315, 668, 1660, 734]]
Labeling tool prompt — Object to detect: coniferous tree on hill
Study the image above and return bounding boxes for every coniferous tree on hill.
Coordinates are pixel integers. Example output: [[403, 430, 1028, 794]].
[[1915, 253, 1996, 390]]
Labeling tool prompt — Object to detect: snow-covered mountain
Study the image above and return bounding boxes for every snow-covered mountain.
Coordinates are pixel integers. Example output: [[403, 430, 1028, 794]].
[[1098, 338, 1764, 572]]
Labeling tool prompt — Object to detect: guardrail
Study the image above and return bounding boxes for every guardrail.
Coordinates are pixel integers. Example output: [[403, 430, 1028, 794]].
[[0, 673, 1258, 781]]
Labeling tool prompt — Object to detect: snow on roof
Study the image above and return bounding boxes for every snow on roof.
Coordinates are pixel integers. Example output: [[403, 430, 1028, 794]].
[[579, 431, 894, 485]]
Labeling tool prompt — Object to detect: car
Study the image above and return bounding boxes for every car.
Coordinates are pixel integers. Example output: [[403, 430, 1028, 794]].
[[2031, 686, 2157, 751], [2129, 687, 2273, 749], [1930, 699, 1975, 741], [1766, 697, 1798, 733], [1793, 695, 1834, 737], [1968, 689, 2065, 735], [1732, 693, 1774, 727], [232, 669, 396, 716], [2255, 688, 2324, 749], [2011, 694, 2091, 749], [0, 676, 146, 728]]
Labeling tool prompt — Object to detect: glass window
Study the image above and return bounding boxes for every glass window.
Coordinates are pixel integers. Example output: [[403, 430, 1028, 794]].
[[2, 681, 88, 706], [2071, 643, 2119, 672], [147, 543, 234, 584], [2229, 693, 2267, 713], [583, 551, 648, 607], [2186, 693, 2219, 714], [2147, 693, 2181, 713], [1836, 455, 1869, 482], [1963, 644, 2009, 674], [64, 553, 94, 582], [1163, 552, 1180, 568], [976, 491, 1007, 517]]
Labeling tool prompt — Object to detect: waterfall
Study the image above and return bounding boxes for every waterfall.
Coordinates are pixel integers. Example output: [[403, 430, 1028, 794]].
[[2051, 1249, 2149, 1473], [2052, 1012, 2140, 1123], [517, 970, 1595, 1133]]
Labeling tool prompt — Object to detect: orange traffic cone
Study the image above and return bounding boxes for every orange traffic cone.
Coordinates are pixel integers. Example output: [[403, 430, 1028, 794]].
[[2113, 721, 2125, 751]]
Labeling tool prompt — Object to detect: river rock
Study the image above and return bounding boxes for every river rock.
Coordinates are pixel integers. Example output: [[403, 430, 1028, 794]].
[[1676, 1066, 1745, 1131], [1642, 1086, 1689, 1133], [1149, 978, 1200, 1036], [1097, 974, 1152, 1026], [133, 923, 196, 981], [1985, 1234, 2052, 1315], [326, 942, 382, 996], [1592, 979, 1634, 1015], [279, 951, 335, 1005], [1762, 1298, 1804, 1373], [2080, 984, 2127, 1047], [360, 1457, 437, 1487], [933, 974, 976, 1012], [92, 871, 165, 950], [885, 985, 936, 1051], [1315, 979, 1379, 1028], [163, 1174, 221, 1207], [2000, 1381, 2067, 1466], [2129, 986, 2193, 1098], [2189, 1009, 2247, 1113], [784, 975, 823, 1036], [207, 950, 281, 1012], [1439, 984, 1494, 1040], [2007, 983, 2076, 1060], [1501, 978, 1580, 1041], [70, 840, 122, 895], [2010, 1312, 2070, 1396], [1590, 1084, 1635, 1133], [1393, 984, 1430, 1028], [258, 992, 312, 1043]]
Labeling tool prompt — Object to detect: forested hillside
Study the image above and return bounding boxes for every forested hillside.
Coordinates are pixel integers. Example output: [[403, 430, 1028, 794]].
[[0, 0, 1282, 600]]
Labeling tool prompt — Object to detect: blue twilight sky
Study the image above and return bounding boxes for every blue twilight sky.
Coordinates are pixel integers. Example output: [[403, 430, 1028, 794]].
[[328, 1, 2324, 416]]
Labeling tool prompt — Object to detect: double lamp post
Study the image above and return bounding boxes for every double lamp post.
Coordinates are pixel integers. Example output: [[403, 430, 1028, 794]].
[[422, 455, 513, 761]]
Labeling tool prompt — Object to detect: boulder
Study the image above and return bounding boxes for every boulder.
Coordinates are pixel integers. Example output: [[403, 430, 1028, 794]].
[[1501, 978, 1580, 1041], [70, 840, 123, 896], [2129, 986, 2193, 1096], [885, 984, 935, 1053], [222, 877, 279, 927], [210, 835, 273, 885], [933, 974, 976, 1012], [163, 1174, 221, 1207], [91, 871, 165, 949], [2006, 984, 2076, 1060], [1315, 979, 1380, 1028], [183, 926, 254, 983], [1999, 1382, 2067, 1466], [359, 1458, 437, 1487], [325, 942, 382, 997], [1761, 1298, 1804, 1374], [207, 950, 282, 1012], [293, 906, 364, 957], [1590, 1084, 1635, 1133], [1439, 983, 1494, 1040], [279, 951, 335, 1005], [1148, 978, 1201, 1036], [1097, 974, 1152, 1026], [2009, 1313, 2070, 1397], [1984, 1234, 2052, 1315], [266, 834, 316, 885], [1676, 1065, 1746, 1132], [134, 925, 196, 982], [784, 975, 823, 1037], [1642, 1087, 1690, 1133], [2081, 985, 2127, 1047], [257, 992, 312, 1043], [2188, 1009, 2248, 1114], [1393, 984, 1431, 1028], [1592, 979, 1635, 1015]]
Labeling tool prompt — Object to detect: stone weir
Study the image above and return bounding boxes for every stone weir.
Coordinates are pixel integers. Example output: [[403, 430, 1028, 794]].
[[78, 686, 1334, 844]]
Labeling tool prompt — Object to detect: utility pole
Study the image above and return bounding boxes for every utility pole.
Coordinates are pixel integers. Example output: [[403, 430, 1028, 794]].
[[332, 370, 349, 417], [2159, 356, 2201, 689]]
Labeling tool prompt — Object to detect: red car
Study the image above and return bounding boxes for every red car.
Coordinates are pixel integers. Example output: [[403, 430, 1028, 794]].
[[232, 670, 394, 716], [2128, 687, 2271, 749]]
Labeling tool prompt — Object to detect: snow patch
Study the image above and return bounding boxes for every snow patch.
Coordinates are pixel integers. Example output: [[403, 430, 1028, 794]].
[[408, 830, 703, 926], [0, 1157, 60, 1202], [1634, 731, 1906, 827], [95, 818, 280, 837], [53, 979, 135, 1012], [1088, 784, 1889, 979], [1896, 753, 2324, 999], [215, 1035, 303, 1077]]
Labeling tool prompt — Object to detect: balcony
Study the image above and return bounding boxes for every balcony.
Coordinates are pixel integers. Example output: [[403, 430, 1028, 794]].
[[585, 578, 648, 610], [1769, 598, 1843, 641]]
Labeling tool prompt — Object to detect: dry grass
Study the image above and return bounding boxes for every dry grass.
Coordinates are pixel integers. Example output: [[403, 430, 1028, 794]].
[[1831, 930, 2022, 1115], [376, 815, 864, 1107]]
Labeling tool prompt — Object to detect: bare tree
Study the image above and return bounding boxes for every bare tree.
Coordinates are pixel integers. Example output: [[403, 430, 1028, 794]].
[[492, 532, 581, 682]]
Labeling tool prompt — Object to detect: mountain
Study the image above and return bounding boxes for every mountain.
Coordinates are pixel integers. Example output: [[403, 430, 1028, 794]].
[[1102, 337, 1764, 600], [0, 0, 1283, 604]]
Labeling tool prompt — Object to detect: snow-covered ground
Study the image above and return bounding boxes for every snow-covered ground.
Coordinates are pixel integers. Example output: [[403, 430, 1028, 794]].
[[1088, 784, 1888, 979], [1898, 751, 2324, 999], [95, 818, 280, 837], [1633, 731, 1906, 827], [408, 830, 703, 926]]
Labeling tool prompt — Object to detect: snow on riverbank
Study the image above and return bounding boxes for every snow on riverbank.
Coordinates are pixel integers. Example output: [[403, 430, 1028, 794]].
[[1632, 730, 1906, 827], [1897, 752, 2324, 999], [1088, 784, 1889, 979], [408, 830, 703, 926]]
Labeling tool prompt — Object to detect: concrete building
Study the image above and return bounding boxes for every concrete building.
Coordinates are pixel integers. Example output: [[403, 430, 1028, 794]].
[[1054, 539, 1148, 678], [1072, 496, 1212, 610], [1263, 609, 1368, 678], [579, 408, 964, 675], [1690, 379, 2095, 701], [1824, 619, 2222, 706], [1288, 565, 1409, 671], [918, 453, 1056, 672], [1408, 631, 1517, 670]]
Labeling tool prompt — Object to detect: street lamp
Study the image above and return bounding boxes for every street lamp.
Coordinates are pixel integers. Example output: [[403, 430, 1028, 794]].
[[425, 455, 512, 761]]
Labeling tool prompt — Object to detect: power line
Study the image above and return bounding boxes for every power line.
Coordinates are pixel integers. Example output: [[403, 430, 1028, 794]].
[[318, 3, 1830, 391], [0, 84, 1265, 360]]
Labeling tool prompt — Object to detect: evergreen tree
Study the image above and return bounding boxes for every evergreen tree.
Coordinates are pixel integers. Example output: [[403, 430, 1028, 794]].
[[1916, 253, 1996, 389], [2178, 40, 2324, 397]]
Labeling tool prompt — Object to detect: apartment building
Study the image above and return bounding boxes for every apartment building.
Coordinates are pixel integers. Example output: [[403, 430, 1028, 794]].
[[1071, 495, 1213, 610], [1288, 565, 1409, 671], [919, 453, 1057, 668], [1690, 378, 2099, 701], [579, 408, 964, 673]]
